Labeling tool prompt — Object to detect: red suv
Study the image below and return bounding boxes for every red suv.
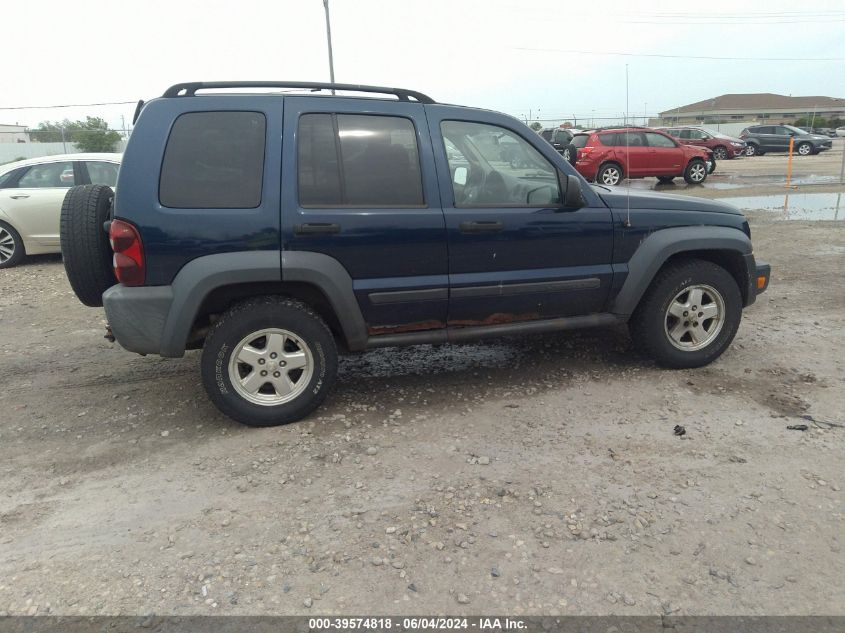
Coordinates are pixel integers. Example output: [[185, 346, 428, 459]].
[[657, 126, 746, 160], [572, 127, 713, 186]]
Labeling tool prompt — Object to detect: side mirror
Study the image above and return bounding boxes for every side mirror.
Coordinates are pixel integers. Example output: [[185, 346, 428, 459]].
[[563, 174, 586, 209]]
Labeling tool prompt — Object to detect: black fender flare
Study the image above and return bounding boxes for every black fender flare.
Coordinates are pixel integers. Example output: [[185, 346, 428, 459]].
[[158, 250, 368, 357], [610, 226, 753, 317]]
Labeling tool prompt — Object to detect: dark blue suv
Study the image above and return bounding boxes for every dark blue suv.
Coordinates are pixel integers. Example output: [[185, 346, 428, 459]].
[[59, 81, 770, 426]]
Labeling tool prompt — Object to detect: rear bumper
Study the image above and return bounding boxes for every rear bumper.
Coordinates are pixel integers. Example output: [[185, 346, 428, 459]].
[[103, 284, 174, 355]]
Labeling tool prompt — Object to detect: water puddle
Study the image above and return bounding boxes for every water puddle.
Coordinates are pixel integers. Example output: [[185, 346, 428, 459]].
[[719, 192, 844, 221]]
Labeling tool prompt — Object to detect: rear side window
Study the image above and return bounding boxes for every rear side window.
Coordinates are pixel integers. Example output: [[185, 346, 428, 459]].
[[159, 111, 266, 209], [644, 132, 676, 148], [297, 113, 424, 207], [597, 133, 617, 146], [85, 161, 119, 187]]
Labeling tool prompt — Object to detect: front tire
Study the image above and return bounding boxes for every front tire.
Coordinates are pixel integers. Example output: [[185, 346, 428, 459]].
[[630, 259, 742, 369], [712, 146, 728, 160], [683, 159, 708, 184], [201, 296, 338, 427], [745, 144, 762, 157], [796, 142, 812, 156], [0, 221, 25, 269]]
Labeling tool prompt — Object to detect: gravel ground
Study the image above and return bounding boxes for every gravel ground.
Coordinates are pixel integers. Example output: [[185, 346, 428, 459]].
[[0, 170, 843, 616]]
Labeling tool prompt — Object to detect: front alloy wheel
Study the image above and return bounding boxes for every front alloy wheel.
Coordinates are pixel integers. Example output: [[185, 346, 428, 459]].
[[664, 285, 725, 351], [684, 160, 708, 184], [712, 146, 728, 160], [797, 142, 812, 156]]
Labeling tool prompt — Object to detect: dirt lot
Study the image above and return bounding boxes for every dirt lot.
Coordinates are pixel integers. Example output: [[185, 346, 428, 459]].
[[1, 152, 843, 616]]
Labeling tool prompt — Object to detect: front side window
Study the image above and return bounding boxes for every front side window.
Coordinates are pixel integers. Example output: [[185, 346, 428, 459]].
[[689, 129, 708, 140], [160, 111, 266, 209], [441, 120, 560, 207], [644, 132, 676, 148], [85, 161, 119, 187], [17, 161, 75, 188]]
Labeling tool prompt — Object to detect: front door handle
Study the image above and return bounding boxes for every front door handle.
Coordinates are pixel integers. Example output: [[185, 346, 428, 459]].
[[294, 222, 341, 236], [459, 220, 504, 234], [9, 194, 30, 199]]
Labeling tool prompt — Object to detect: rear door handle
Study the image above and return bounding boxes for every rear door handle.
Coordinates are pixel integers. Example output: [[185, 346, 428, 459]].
[[294, 222, 341, 235], [9, 194, 30, 199], [459, 220, 504, 234]]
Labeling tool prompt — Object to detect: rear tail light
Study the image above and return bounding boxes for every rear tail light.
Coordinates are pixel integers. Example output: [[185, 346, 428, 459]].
[[109, 219, 145, 286], [578, 146, 595, 160]]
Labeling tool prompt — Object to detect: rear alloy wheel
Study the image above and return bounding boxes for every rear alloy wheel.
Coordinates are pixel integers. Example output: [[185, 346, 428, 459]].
[[796, 142, 812, 156], [201, 296, 338, 427], [683, 159, 708, 184], [0, 222, 25, 269], [712, 146, 728, 160], [597, 163, 623, 186]]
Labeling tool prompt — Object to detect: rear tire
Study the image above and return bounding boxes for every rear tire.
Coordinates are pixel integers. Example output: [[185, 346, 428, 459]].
[[201, 296, 338, 427], [630, 259, 742, 368], [60, 185, 117, 307], [597, 162, 623, 186], [0, 221, 25, 269]]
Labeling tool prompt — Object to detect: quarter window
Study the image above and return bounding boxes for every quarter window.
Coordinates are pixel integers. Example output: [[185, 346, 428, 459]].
[[297, 113, 424, 207], [441, 120, 560, 207], [159, 111, 266, 209], [17, 161, 75, 188]]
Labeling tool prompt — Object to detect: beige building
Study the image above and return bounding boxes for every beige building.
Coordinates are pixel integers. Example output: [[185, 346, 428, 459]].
[[658, 94, 845, 126], [0, 123, 29, 143]]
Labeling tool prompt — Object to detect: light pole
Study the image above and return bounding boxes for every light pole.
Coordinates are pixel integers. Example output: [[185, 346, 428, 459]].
[[322, 0, 336, 91]]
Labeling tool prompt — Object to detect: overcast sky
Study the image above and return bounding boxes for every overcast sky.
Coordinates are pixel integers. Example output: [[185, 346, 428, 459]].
[[2, 0, 844, 130]]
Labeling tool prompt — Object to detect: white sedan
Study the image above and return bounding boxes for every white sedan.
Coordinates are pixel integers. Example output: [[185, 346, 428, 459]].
[[0, 153, 121, 268], [837, 126, 845, 138]]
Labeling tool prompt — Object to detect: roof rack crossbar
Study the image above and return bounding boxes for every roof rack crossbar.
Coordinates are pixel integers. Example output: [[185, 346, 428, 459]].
[[162, 81, 435, 104]]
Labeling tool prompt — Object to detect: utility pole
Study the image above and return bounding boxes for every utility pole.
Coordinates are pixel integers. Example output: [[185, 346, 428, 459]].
[[60, 126, 67, 153], [322, 0, 336, 93]]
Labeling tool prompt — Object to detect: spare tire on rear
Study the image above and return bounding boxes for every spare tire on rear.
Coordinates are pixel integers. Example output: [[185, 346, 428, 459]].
[[60, 185, 117, 307]]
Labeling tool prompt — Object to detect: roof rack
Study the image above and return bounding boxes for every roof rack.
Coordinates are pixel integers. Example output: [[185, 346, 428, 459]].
[[587, 125, 652, 132], [162, 81, 435, 104]]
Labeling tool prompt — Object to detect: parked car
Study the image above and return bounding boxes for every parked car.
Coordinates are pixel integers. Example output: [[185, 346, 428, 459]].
[[740, 125, 833, 156], [657, 126, 746, 160], [808, 127, 836, 137], [58, 81, 769, 427], [0, 153, 121, 268], [572, 127, 714, 186], [539, 127, 577, 163], [836, 126, 845, 138]]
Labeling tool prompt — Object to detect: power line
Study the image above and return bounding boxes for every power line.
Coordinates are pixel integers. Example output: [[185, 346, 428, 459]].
[[0, 100, 136, 111], [512, 46, 845, 62]]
